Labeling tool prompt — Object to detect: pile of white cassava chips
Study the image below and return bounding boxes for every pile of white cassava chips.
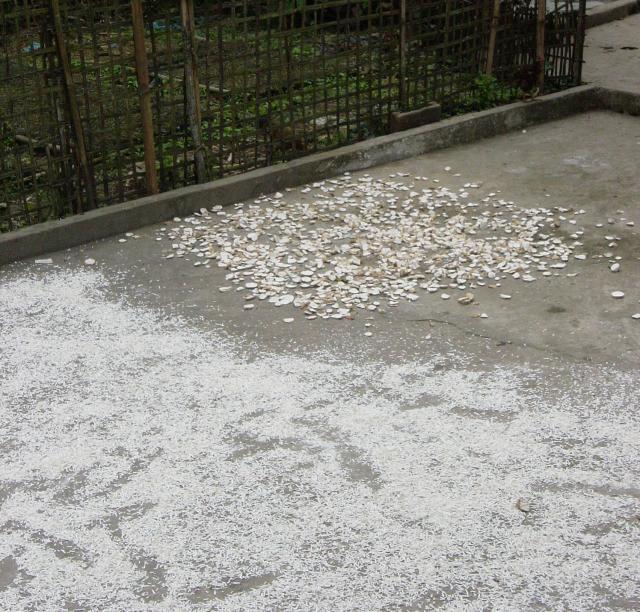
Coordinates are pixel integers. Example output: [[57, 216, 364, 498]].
[[156, 169, 632, 320]]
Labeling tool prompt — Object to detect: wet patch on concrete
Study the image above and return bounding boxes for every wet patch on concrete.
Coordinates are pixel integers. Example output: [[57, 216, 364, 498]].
[[187, 573, 279, 603], [337, 446, 383, 491], [583, 515, 640, 537], [52, 469, 91, 506], [399, 584, 481, 610], [0, 482, 18, 509], [0, 556, 18, 590], [131, 550, 168, 603], [92, 502, 157, 540], [450, 405, 516, 422], [399, 393, 443, 411], [295, 418, 384, 492], [547, 305, 567, 314], [226, 430, 318, 462], [92, 449, 163, 499], [1, 521, 91, 567]]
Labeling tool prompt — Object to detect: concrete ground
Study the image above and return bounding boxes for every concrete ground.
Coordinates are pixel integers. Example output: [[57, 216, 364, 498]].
[[585, 0, 629, 14], [1, 111, 640, 609], [584, 13, 640, 95]]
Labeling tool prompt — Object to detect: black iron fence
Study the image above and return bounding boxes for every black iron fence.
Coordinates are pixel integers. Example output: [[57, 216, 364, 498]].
[[0, 0, 586, 232]]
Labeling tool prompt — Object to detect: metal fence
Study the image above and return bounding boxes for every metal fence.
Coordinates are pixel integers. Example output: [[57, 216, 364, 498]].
[[1, 0, 586, 232]]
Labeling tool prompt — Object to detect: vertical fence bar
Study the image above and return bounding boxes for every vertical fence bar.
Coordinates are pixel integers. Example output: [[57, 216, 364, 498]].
[[536, 0, 546, 90], [181, 0, 207, 183], [486, 0, 501, 75], [42, 24, 77, 217], [131, 0, 159, 195], [50, 0, 96, 212], [1, 0, 585, 231], [573, 0, 587, 85], [398, 0, 407, 111]]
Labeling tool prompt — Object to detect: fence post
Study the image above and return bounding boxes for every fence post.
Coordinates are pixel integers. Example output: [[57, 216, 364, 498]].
[[486, 0, 501, 75], [536, 0, 546, 90], [131, 0, 159, 195], [398, 0, 407, 111], [42, 25, 78, 216], [181, 0, 207, 184], [50, 0, 97, 212], [573, 0, 587, 85]]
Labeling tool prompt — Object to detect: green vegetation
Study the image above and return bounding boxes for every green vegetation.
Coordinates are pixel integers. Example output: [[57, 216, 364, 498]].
[[1, 2, 574, 232], [450, 75, 520, 116]]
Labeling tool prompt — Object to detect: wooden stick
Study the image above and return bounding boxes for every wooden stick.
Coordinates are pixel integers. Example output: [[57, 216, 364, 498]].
[[536, 0, 546, 90], [131, 0, 159, 195], [181, 0, 207, 183], [573, 0, 587, 85], [486, 0, 501, 76], [51, 0, 96, 211], [399, 0, 407, 111]]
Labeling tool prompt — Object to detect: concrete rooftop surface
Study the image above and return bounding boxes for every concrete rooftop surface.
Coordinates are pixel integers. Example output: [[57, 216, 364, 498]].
[[1, 108, 640, 608], [584, 12, 640, 95]]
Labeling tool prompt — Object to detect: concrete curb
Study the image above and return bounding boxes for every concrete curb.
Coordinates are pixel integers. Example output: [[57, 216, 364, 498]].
[[1, 84, 637, 267], [586, 0, 639, 28], [598, 86, 640, 114]]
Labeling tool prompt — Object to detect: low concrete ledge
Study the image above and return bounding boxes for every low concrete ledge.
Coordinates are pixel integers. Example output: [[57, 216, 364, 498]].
[[0, 84, 630, 267], [390, 103, 442, 132], [598, 86, 640, 115], [586, 0, 640, 28]]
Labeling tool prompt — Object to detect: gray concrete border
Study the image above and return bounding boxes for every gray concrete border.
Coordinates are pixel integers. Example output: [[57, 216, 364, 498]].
[[586, 0, 639, 28], [1, 84, 637, 267], [598, 86, 640, 114]]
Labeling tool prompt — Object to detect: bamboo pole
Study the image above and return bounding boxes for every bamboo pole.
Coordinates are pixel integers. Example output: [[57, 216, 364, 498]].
[[181, 0, 207, 183], [398, 0, 407, 111], [131, 0, 159, 195], [485, 0, 501, 76], [42, 25, 77, 215], [536, 0, 546, 90], [573, 0, 587, 85], [51, 0, 96, 211]]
